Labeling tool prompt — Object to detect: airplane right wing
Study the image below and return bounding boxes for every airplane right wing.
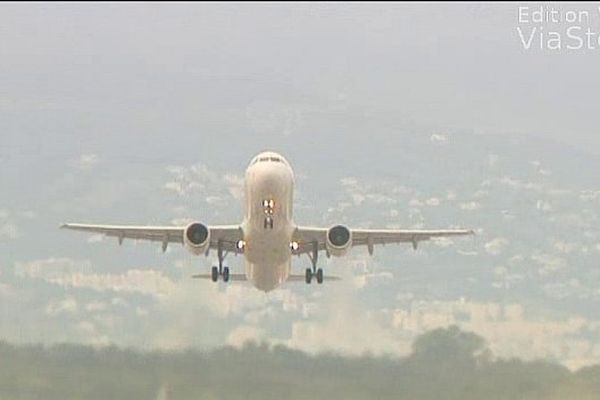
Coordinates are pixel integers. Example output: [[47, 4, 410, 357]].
[[293, 226, 474, 255]]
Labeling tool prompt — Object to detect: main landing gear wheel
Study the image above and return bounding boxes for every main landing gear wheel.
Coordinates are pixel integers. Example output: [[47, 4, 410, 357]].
[[210, 265, 230, 282], [209, 241, 231, 283], [304, 241, 325, 285], [316, 268, 323, 284], [305, 268, 312, 284], [305, 241, 323, 285], [304, 268, 324, 284]]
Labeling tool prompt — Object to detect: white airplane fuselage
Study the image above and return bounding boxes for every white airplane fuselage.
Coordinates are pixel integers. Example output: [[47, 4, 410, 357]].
[[241, 152, 295, 291]]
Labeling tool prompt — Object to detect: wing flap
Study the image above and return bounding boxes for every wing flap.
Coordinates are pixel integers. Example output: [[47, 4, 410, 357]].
[[352, 228, 475, 245], [61, 223, 184, 244], [61, 223, 244, 253], [293, 226, 474, 254]]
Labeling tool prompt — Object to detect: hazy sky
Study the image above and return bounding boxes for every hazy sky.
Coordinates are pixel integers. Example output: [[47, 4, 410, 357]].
[[2, 3, 599, 155], [1, 2, 600, 371]]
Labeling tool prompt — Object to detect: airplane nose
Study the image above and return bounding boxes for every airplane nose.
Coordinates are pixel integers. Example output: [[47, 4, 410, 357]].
[[259, 171, 283, 187], [253, 164, 291, 186]]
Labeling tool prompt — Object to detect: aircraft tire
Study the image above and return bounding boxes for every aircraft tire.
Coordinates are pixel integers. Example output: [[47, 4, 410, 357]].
[[316, 268, 323, 284], [305, 268, 312, 284]]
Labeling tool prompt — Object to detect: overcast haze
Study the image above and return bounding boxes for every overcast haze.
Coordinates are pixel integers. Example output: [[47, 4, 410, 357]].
[[1, 1, 600, 376]]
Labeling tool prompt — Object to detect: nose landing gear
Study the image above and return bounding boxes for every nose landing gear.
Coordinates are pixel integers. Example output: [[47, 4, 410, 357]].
[[262, 199, 275, 230], [264, 216, 273, 229]]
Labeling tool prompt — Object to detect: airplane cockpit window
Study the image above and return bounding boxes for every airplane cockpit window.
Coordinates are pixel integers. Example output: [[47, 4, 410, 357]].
[[250, 155, 288, 165]]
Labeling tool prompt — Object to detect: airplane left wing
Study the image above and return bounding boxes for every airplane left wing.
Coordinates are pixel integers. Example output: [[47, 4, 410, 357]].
[[61, 223, 243, 253], [293, 226, 474, 255]]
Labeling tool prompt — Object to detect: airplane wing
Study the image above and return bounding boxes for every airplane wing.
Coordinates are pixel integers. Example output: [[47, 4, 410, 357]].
[[61, 223, 243, 253], [293, 226, 474, 255]]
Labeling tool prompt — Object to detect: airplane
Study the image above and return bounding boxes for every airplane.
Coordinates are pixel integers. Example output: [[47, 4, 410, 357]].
[[62, 151, 474, 292]]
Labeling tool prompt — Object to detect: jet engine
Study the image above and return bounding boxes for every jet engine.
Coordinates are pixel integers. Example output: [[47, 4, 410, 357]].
[[326, 225, 352, 256], [183, 222, 210, 255]]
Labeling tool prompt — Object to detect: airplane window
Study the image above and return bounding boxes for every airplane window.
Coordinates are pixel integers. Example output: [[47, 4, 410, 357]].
[[253, 156, 285, 163]]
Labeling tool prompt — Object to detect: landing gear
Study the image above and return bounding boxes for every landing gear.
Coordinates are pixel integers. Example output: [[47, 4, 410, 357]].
[[304, 267, 323, 284], [304, 241, 323, 284], [315, 268, 323, 284], [263, 199, 274, 229], [211, 240, 231, 283], [264, 216, 273, 229]]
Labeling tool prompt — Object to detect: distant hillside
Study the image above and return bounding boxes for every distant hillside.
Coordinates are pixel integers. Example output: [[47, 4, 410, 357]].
[[0, 326, 598, 400]]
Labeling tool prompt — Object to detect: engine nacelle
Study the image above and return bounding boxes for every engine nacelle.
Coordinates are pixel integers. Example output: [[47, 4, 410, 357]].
[[183, 222, 210, 255], [326, 225, 352, 257]]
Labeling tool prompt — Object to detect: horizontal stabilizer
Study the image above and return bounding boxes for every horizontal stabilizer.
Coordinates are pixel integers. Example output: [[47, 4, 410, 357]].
[[191, 274, 341, 282], [191, 274, 247, 281], [287, 274, 342, 282]]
